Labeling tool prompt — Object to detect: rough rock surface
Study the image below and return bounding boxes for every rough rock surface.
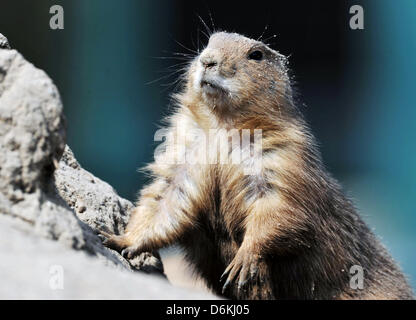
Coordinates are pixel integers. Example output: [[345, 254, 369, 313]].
[[0, 37, 216, 299], [55, 146, 131, 235], [54, 146, 164, 273]]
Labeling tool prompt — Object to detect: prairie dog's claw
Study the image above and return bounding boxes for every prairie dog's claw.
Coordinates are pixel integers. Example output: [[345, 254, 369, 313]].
[[98, 231, 129, 252], [122, 246, 142, 259], [220, 251, 261, 295]]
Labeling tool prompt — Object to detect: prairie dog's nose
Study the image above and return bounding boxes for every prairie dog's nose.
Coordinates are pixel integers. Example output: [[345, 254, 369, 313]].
[[200, 50, 220, 69]]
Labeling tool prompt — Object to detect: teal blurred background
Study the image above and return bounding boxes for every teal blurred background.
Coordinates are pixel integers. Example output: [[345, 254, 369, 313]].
[[1, 0, 415, 290]]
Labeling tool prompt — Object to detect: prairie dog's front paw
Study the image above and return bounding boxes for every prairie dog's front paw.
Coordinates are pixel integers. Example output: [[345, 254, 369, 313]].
[[99, 231, 152, 262], [121, 246, 142, 259], [98, 231, 130, 252]]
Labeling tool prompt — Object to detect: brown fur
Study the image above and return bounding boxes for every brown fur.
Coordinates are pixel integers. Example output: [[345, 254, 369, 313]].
[[102, 32, 414, 300]]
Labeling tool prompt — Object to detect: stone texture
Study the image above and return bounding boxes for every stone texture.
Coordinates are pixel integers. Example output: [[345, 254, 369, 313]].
[[54, 146, 132, 236], [54, 146, 164, 273], [0, 48, 76, 247]]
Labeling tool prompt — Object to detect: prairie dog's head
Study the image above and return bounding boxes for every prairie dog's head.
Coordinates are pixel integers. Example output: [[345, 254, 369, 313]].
[[186, 32, 293, 119]]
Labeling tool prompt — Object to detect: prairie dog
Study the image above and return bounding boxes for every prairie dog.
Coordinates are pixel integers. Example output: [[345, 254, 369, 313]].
[[101, 32, 414, 300]]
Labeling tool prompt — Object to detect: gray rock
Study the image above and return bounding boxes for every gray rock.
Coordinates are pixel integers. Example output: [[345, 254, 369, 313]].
[[0, 48, 75, 245], [54, 145, 164, 274], [0, 47, 132, 271], [54, 146, 132, 235], [0, 41, 216, 298]]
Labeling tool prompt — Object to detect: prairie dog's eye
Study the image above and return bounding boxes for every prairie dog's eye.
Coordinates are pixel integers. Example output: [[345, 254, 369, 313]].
[[248, 50, 263, 61]]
